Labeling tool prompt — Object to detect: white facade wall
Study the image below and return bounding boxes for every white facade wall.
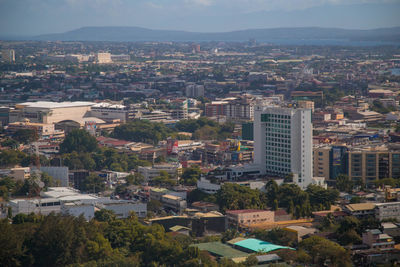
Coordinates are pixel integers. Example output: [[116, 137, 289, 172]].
[[40, 166, 69, 187], [254, 106, 313, 188], [375, 202, 400, 221], [102, 202, 147, 218], [62, 203, 95, 221]]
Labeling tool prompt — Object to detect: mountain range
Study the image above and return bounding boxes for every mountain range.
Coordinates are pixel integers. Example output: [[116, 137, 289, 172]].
[[23, 26, 400, 44]]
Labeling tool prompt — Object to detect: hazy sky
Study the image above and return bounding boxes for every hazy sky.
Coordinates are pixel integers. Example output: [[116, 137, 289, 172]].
[[0, 0, 399, 35]]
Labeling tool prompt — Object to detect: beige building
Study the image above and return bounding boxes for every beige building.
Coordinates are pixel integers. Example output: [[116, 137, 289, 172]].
[[297, 100, 314, 112], [2, 49, 15, 63], [96, 52, 112, 63], [9, 101, 95, 124], [7, 120, 64, 139], [226, 209, 274, 226], [9, 167, 31, 181], [313, 146, 330, 179]]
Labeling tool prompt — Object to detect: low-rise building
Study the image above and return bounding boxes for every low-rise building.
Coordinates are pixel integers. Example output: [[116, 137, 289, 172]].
[[362, 229, 395, 250], [226, 209, 274, 227], [375, 202, 400, 222], [343, 203, 376, 219]]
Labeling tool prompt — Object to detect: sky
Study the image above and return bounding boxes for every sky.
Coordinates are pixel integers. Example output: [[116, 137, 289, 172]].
[[0, 0, 399, 36]]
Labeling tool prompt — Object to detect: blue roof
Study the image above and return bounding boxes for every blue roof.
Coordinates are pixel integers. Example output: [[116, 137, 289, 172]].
[[234, 238, 295, 253]]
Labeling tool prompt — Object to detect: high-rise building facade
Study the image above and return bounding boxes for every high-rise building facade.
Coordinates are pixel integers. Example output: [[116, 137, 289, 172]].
[[254, 106, 313, 188], [2, 49, 15, 63]]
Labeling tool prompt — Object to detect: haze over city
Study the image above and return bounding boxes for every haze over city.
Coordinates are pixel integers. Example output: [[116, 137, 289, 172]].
[[0, 0, 400, 36]]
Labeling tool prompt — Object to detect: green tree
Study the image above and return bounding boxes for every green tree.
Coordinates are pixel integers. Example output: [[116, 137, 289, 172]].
[[335, 174, 354, 193], [125, 173, 145, 185], [94, 209, 116, 223], [217, 183, 264, 212], [12, 129, 39, 144], [244, 255, 258, 266], [82, 174, 106, 193], [300, 236, 352, 267], [60, 129, 98, 153], [181, 166, 202, 186]]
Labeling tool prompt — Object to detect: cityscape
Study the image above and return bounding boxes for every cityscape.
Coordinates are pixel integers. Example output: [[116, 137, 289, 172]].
[[1, 1, 400, 266]]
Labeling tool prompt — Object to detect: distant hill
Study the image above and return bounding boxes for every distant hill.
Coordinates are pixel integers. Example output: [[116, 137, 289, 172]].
[[32, 26, 400, 43]]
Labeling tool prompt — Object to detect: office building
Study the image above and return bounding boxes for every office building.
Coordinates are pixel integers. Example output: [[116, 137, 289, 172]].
[[2, 49, 15, 63], [185, 84, 204, 98], [96, 52, 112, 63], [90, 102, 127, 122], [254, 106, 313, 188]]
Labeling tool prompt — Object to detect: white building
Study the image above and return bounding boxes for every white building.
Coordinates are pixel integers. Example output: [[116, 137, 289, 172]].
[[375, 202, 400, 222], [10, 198, 61, 216], [2, 49, 15, 63], [90, 102, 127, 122], [96, 52, 112, 63], [254, 106, 313, 188], [40, 166, 69, 187], [9, 101, 95, 124], [138, 163, 182, 180]]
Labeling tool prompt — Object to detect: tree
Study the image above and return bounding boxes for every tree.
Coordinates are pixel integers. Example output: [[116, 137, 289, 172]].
[[300, 236, 352, 267], [151, 171, 176, 187], [265, 180, 279, 210], [0, 221, 24, 266], [335, 174, 354, 193], [217, 183, 264, 212], [12, 129, 38, 144], [253, 228, 297, 247], [94, 209, 116, 223], [125, 173, 145, 186], [147, 200, 162, 214], [244, 255, 258, 266], [82, 174, 106, 193], [60, 129, 98, 153], [181, 166, 202, 186]]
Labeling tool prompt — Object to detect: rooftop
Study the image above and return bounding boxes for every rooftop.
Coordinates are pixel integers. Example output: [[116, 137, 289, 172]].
[[233, 238, 295, 253], [226, 209, 271, 215], [18, 101, 95, 109], [345, 203, 376, 212]]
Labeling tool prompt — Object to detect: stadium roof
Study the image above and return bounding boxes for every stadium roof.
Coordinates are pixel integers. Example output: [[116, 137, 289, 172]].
[[18, 101, 95, 109], [233, 238, 294, 253]]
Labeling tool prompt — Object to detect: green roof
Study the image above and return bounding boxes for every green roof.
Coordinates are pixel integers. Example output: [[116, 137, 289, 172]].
[[191, 242, 249, 259], [234, 238, 295, 253]]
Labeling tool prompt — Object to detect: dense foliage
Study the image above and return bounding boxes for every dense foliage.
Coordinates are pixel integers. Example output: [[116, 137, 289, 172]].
[[216, 182, 339, 218], [112, 119, 174, 144], [0, 212, 247, 267], [60, 129, 98, 153]]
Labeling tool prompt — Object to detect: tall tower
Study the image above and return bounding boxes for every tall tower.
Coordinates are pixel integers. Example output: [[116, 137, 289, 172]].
[[254, 105, 313, 189], [2, 49, 15, 63]]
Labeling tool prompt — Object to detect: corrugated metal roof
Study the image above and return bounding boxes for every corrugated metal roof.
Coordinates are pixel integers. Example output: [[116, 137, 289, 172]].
[[234, 238, 295, 253]]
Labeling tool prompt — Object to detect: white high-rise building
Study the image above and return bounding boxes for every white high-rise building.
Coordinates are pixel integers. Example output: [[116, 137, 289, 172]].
[[96, 52, 112, 64], [2, 49, 15, 63], [254, 106, 313, 189]]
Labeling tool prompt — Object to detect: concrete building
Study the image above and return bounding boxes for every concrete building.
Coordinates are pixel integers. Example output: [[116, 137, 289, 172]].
[[186, 84, 204, 98], [138, 163, 182, 180], [90, 102, 127, 122], [297, 100, 315, 112], [96, 52, 112, 63], [10, 198, 61, 215], [2, 49, 15, 63], [254, 106, 313, 188], [362, 229, 395, 250], [205, 101, 228, 117], [9, 101, 95, 124], [225, 97, 255, 121], [99, 201, 147, 218], [7, 120, 64, 140], [343, 203, 376, 219], [8, 167, 31, 181], [40, 166, 69, 187], [375, 202, 400, 222], [226, 209, 274, 227]]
